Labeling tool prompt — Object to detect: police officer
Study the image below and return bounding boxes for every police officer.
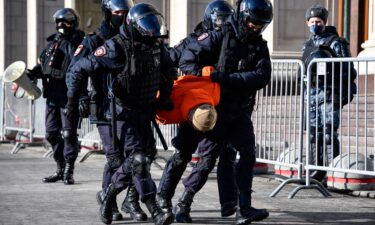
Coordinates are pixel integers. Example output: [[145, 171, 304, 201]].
[[157, 0, 239, 218], [66, 0, 148, 222], [27, 8, 84, 185], [302, 5, 357, 181], [66, 3, 175, 225], [174, 0, 273, 224]]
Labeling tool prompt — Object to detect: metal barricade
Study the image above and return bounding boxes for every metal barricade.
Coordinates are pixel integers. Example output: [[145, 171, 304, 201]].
[[253, 59, 307, 197], [0, 78, 47, 154], [291, 57, 375, 198]]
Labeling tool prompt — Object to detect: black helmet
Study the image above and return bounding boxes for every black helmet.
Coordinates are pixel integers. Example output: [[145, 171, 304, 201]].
[[102, 0, 134, 29], [237, 0, 273, 38], [203, 0, 235, 31], [126, 3, 168, 38], [304, 45, 337, 77], [305, 5, 328, 23], [53, 8, 80, 30]]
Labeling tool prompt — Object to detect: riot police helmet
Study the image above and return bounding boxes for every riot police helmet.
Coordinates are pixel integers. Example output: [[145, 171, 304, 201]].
[[305, 5, 328, 23], [126, 3, 168, 38], [305, 45, 337, 77], [53, 8, 80, 32], [237, 0, 273, 39], [102, 0, 134, 29], [203, 0, 235, 31]]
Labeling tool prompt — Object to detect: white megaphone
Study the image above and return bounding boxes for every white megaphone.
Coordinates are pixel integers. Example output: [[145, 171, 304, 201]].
[[3, 61, 42, 100]]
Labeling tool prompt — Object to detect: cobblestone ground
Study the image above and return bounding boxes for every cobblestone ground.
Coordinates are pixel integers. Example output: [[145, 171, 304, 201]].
[[0, 144, 374, 225]]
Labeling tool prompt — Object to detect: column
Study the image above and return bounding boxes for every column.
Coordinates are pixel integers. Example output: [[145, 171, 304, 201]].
[[64, 0, 76, 9], [0, 0, 5, 73], [27, 0, 38, 68], [169, 0, 188, 46], [357, 0, 375, 73]]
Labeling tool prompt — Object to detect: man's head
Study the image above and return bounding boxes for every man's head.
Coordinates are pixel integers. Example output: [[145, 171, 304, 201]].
[[102, 0, 134, 29], [203, 0, 235, 31], [237, 0, 273, 41], [126, 3, 168, 41], [305, 5, 328, 35], [53, 8, 80, 34], [189, 104, 218, 132]]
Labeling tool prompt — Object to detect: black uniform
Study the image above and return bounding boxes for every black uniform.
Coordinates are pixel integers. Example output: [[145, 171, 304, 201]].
[[67, 25, 174, 200], [302, 25, 357, 181], [176, 14, 271, 223], [30, 29, 84, 180], [157, 20, 238, 216], [68, 20, 123, 191]]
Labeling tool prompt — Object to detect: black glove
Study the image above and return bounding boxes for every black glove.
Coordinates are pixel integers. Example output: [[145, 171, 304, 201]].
[[157, 97, 174, 111], [64, 98, 79, 121], [210, 70, 225, 83], [78, 95, 90, 118], [26, 69, 35, 80]]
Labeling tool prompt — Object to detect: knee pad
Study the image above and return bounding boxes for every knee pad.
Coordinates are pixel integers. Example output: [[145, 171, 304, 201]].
[[173, 150, 192, 165], [45, 132, 62, 146], [132, 152, 148, 177], [62, 129, 78, 144], [107, 155, 124, 171], [237, 146, 255, 165]]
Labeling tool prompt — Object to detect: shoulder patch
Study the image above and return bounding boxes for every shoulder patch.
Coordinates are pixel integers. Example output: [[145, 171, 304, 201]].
[[197, 33, 209, 41], [74, 45, 84, 56], [94, 46, 106, 57]]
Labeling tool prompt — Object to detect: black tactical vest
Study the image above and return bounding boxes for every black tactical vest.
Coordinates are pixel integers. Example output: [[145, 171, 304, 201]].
[[112, 35, 161, 109], [216, 29, 262, 110]]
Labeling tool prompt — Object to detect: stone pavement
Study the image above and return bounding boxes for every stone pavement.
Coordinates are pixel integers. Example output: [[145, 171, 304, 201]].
[[0, 144, 374, 225]]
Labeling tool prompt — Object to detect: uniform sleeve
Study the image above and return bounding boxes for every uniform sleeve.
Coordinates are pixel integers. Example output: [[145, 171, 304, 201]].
[[66, 39, 125, 99], [220, 42, 272, 91], [179, 31, 222, 75], [330, 39, 352, 57], [168, 35, 195, 67], [160, 44, 178, 98]]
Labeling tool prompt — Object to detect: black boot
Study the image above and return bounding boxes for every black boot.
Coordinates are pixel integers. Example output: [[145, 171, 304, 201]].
[[121, 186, 147, 221], [145, 196, 174, 225], [174, 190, 194, 223], [63, 160, 75, 185], [96, 190, 123, 221], [236, 191, 269, 225], [99, 185, 119, 224], [42, 161, 64, 183], [157, 194, 173, 214]]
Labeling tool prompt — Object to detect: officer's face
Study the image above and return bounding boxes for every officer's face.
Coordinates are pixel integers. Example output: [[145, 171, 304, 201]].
[[246, 21, 263, 32], [306, 17, 326, 27], [112, 10, 128, 17]]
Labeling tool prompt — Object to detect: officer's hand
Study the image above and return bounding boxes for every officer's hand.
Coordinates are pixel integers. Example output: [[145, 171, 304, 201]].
[[157, 97, 174, 111], [26, 69, 35, 80], [210, 71, 224, 83], [78, 95, 90, 118], [64, 98, 78, 121]]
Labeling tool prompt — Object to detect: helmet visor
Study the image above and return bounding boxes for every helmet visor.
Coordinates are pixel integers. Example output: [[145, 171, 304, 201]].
[[134, 14, 167, 37], [211, 13, 230, 30]]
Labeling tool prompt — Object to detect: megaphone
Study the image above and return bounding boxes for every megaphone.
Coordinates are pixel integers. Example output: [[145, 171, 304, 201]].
[[3, 61, 42, 100]]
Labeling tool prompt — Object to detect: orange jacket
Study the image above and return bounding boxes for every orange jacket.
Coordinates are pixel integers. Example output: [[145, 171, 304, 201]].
[[156, 66, 220, 124]]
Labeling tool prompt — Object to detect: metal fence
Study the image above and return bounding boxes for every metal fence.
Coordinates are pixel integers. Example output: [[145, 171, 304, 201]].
[[300, 57, 375, 196]]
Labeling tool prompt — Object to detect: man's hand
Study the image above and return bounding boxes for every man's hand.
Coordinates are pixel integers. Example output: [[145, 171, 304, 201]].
[[64, 98, 78, 121], [78, 95, 90, 118]]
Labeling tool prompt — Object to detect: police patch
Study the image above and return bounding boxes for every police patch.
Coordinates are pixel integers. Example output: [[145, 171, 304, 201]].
[[74, 45, 83, 56], [94, 46, 106, 57], [197, 33, 209, 41]]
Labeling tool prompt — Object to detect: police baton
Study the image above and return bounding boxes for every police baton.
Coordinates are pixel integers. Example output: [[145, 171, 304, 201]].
[[152, 119, 168, 150]]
